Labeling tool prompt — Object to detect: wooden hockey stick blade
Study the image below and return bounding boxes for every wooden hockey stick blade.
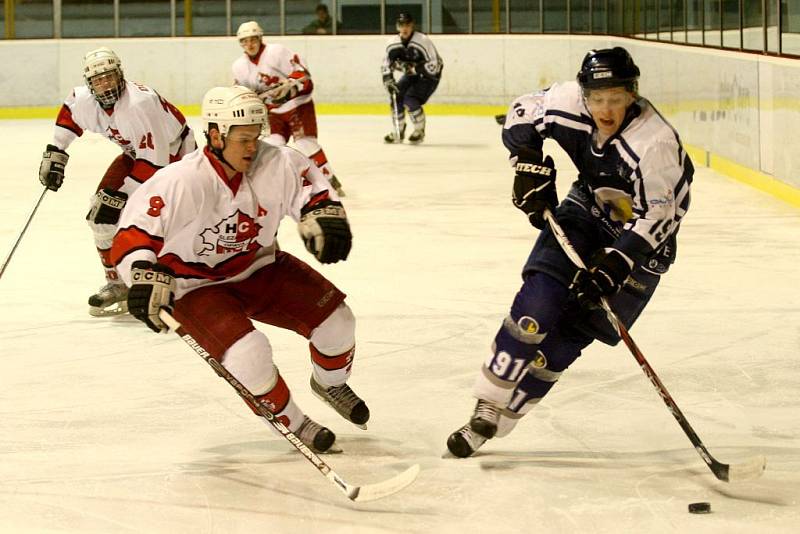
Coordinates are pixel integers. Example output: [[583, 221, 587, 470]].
[[345, 463, 420, 502], [721, 455, 766, 482]]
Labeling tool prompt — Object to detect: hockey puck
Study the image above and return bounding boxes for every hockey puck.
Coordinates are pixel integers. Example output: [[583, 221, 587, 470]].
[[688, 502, 711, 514]]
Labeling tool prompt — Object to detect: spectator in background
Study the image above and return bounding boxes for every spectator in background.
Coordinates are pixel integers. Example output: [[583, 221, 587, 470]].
[[303, 4, 333, 35]]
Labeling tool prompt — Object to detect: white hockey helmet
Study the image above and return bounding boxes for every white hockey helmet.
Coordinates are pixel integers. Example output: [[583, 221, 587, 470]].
[[201, 85, 267, 138], [236, 21, 264, 41], [83, 47, 125, 108]]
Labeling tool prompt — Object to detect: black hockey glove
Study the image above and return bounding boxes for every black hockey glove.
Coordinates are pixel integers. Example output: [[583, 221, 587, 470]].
[[512, 149, 558, 230], [573, 248, 633, 305], [86, 188, 128, 225], [128, 261, 176, 333], [298, 199, 352, 264], [39, 144, 69, 191], [383, 75, 399, 95]]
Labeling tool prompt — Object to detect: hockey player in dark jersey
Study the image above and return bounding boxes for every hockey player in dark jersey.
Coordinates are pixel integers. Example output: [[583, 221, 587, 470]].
[[447, 47, 694, 458], [381, 12, 443, 144]]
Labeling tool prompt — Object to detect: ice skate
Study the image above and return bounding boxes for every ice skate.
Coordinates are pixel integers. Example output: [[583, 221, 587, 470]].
[[329, 175, 346, 197], [310, 375, 370, 429], [469, 399, 502, 439], [88, 282, 129, 317], [408, 128, 425, 144], [447, 423, 487, 458], [295, 415, 337, 453]]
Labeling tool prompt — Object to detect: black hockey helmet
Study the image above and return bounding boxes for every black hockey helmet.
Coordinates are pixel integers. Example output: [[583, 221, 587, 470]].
[[577, 47, 640, 92], [396, 12, 414, 25]]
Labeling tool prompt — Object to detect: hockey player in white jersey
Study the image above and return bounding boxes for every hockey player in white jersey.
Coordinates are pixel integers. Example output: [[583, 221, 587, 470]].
[[447, 47, 693, 457], [381, 12, 443, 144], [38, 47, 196, 317], [231, 20, 345, 196], [110, 86, 368, 453]]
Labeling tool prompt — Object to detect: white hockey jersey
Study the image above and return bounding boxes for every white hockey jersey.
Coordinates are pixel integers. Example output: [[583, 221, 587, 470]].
[[111, 143, 337, 299], [53, 80, 195, 188], [232, 41, 313, 114]]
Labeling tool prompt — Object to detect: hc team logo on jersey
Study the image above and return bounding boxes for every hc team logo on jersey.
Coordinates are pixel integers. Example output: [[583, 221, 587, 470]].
[[105, 126, 131, 147], [199, 209, 262, 256]]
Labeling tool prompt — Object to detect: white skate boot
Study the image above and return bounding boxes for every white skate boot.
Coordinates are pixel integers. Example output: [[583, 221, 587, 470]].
[[88, 282, 129, 317]]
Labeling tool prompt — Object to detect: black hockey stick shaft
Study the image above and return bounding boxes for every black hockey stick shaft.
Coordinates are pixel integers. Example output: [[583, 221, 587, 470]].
[[0, 188, 47, 280], [158, 309, 420, 501], [543, 209, 749, 482]]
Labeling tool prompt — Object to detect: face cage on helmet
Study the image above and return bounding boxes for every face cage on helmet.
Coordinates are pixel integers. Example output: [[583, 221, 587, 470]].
[[87, 70, 124, 109]]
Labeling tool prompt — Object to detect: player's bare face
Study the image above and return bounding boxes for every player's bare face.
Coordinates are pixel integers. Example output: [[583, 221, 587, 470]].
[[222, 125, 262, 174], [585, 87, 635, 140], [240, 36, 262, 57], [397, 23, 414, 39]]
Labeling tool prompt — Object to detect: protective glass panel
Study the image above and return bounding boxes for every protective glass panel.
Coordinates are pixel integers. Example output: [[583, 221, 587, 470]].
[[187, 0, 227, 36], [741, 0, 763, 51], [232, 0, 280, 35], [509, 0, 542, 33], [287, 1, 335, 35], [13, 0, 53, 38], [645, 0, 658, 39], [120, 0, 170, 37], [721, 0, 740, 48], [592, 1, 608, 34], [338, 0, 381, 34], [571, 0, 590, 33], [62, 1, 114, 38], [704, 0, 722, 46], [687, 0, 703, 43], [672, 0, 687, 42], [543, 0, 567, 32], [473, 0, 506, 33], [438, 0, 468, 33], [608, 0, 625, 34], [782, 0, 800, 55]]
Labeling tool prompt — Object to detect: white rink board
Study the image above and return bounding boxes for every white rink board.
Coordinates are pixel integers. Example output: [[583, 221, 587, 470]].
[[1, 116, 799, 533]]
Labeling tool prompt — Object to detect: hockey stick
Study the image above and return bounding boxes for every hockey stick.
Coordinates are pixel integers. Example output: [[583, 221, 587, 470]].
[[158, 308, 420, 501], [543, 209, 766, 482], [0, 188, 47, 280], [390, 90, 402, 143]]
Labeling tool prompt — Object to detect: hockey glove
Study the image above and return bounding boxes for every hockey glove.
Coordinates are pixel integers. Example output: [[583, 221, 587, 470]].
[[298, 199, 352, 264], [573, 248, 633, 305], [128, 261, 176, 333], [512, 149, 558, 230], [86, 188, 128, 225], [383, 75, 399, 95], [39, 144, 69, 191], [261, 78, 300, 105]]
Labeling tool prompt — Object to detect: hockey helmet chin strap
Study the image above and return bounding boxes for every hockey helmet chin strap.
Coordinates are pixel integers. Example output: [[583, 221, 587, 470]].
[[206, 132, 238, 172]]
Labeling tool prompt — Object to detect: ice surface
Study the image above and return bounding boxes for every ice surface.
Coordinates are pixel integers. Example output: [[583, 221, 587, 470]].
[[1, 115, 799, 533]]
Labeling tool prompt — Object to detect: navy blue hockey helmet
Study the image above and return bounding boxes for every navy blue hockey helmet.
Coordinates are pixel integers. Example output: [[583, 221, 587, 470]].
[[577, 47, 640, 92], [396, 12, 414, 25]]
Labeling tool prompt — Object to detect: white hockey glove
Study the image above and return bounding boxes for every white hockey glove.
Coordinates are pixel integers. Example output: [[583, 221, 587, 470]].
[[259, 78, 301, 105], [86, 188, 128, 225], [383, 75, 399, 95], [298, 199, 352, 264], [128, 261, 176, 333], [39, 144, 69, 191]]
